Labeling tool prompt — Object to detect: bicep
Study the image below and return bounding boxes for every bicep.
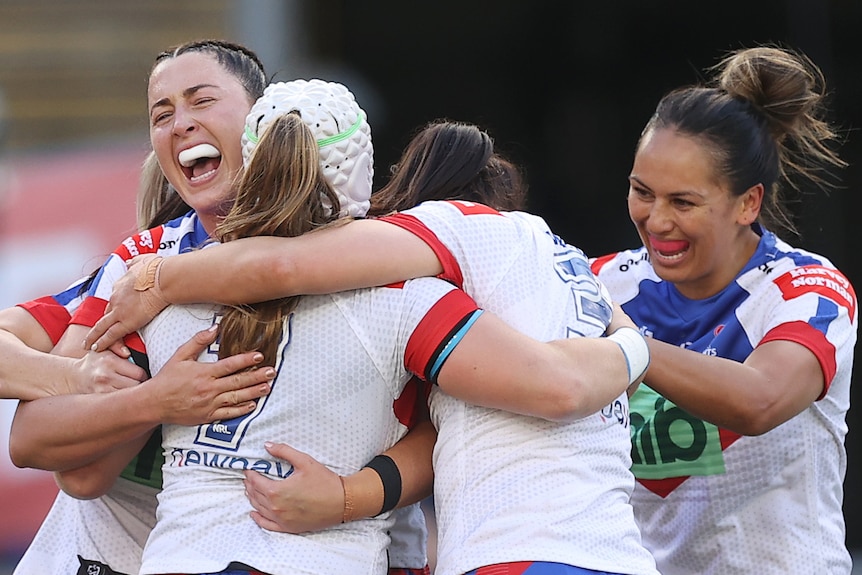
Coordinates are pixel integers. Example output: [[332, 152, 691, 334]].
[[292, 220, 443, 292], [744, 339, 824, 420], [435, 312, 565, 419]]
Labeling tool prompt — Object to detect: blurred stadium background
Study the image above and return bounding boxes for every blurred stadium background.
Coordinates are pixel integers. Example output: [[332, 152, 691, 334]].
[[1, 1, 860, 573]]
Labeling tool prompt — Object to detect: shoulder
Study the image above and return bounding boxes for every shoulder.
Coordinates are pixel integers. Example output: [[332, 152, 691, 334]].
[[748, 234, 856, 320], [590, 246, 653, 278], [113, 211, 197, 260]]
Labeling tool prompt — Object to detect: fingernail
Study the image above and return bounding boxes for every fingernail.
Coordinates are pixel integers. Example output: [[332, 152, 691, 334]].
[[265, 368, 276, 378], [208, 324, 219, 332], [264, 441, 273, 449], [90, 343, 98, 351], [253, 353, 264, 363], [121, 346, 130, 356]]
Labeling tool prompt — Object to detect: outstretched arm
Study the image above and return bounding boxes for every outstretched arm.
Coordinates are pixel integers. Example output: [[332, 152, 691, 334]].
[[0, 305, 149, 400], [643, 338, 823, 435], [86, 219, 441, 351], [435, 311, 645, 421], [10, 324, 275, 472], [0, 306, 81, 399]]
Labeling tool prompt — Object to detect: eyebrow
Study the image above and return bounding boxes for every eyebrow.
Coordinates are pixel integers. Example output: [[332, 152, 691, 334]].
[[149, 84, 219, 115], [629, 175, 651, 191]]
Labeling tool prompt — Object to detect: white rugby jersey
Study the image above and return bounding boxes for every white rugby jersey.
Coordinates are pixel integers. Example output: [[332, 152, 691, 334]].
[[13, 480, 157, 575], [591, 226, 857, 575], [138, 278, 478, 575], [16, 209, 430, 574], [382, 201, 659, 575]]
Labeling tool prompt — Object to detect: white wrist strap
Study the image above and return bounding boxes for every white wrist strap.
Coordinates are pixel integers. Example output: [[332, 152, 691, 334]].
[[607, 326, 650, 387]]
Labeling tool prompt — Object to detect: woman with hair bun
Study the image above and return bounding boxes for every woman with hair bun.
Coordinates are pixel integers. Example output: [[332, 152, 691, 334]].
[[590, 45, 856, 574]]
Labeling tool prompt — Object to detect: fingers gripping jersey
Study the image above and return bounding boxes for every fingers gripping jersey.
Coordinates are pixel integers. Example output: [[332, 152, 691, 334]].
[[382, 201, 659, 575], [138, 280, 477, 575], [591, 228, 857, 575]]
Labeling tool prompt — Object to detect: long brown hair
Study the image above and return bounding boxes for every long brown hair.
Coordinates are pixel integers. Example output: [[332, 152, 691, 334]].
[[214, 113, 343, 365]]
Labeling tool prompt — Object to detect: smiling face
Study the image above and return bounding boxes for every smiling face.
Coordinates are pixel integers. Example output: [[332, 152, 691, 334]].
[[148, 51, 255, 234], [627, 127, 763, 300]]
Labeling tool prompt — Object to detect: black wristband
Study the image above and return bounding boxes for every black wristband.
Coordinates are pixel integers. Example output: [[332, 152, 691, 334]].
[[363, 454, 402, 515]]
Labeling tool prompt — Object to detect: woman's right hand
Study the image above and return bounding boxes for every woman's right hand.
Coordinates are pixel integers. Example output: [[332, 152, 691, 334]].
[[244, 442, 346, 533], [84, 254, 168, 352]]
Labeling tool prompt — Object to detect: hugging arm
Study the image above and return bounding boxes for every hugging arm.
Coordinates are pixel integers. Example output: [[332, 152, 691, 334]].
[[433, 310, 643, 422], [242, 306, 644, 533], [643, 337, 824, 435], [86, 219, 441, 351], [244, 381, 436, 533], [10, 324, 274, 473]]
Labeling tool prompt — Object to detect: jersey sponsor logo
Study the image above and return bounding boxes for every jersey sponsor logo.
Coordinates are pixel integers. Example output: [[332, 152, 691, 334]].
[[629, 386, 727, 484], [600, 397, 630, 428], [116, 226, 170, 260], [167, 447, 294, 478], [120, 235, 140, 258], [774, 265, 856, 318]]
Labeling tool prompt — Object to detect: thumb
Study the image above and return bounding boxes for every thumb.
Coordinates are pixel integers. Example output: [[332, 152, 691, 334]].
[[264, 441, 306, 466], [175, 324, 219, 360], [107, 340, 131, 359]]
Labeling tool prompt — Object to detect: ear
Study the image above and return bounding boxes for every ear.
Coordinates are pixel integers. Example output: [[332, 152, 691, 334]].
[[736, 183, 764, 226]]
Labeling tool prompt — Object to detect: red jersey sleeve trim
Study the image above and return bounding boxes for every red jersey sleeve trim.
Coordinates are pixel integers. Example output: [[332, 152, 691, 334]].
[[404, 290, 480, 382], [759, 320, 836, 400], [381, 213, 464, 288], [17, 297, 71, 346], [70, 297, 109, 328], [590, 252, 618, 275], [392, 376, 431, 430]]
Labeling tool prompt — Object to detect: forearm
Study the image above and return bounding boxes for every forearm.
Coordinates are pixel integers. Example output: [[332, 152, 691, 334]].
[[547, 336, 636, 417], [55, 432, 151, 499], [0, 308, 74, 400], [437, 312, 634, 422], [0, 331, 77, 400], [9, 384, 161, 471], [643, 338, 821, 435], [158, 220, 440, 305], [342, 422, 435, 521]]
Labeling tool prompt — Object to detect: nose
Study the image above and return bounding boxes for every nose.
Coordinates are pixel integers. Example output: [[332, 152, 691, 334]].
[[171, 105, 197, 136], [642, 199, 674, 235]]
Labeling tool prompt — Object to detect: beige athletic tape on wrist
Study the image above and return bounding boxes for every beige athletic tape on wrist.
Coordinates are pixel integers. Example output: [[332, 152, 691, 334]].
[[132, 256, 169, 314]]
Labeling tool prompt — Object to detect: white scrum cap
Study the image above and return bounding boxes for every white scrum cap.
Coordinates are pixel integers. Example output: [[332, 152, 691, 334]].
[[241, 79, 373, 218]]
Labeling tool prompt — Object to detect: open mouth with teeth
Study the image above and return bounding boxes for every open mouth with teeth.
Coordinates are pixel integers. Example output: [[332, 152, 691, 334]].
[[649, 237, 690, 261], [178, 143, 222, 182]]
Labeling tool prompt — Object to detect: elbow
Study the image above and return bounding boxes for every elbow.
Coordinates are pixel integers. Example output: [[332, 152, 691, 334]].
[[8, 438, 30, 469], [8, 432, 42, 470], [536, 383, 593, 423], [55, 470, 115, 500], [715, 400, 784, 436], [725, 411, 780, 436]]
